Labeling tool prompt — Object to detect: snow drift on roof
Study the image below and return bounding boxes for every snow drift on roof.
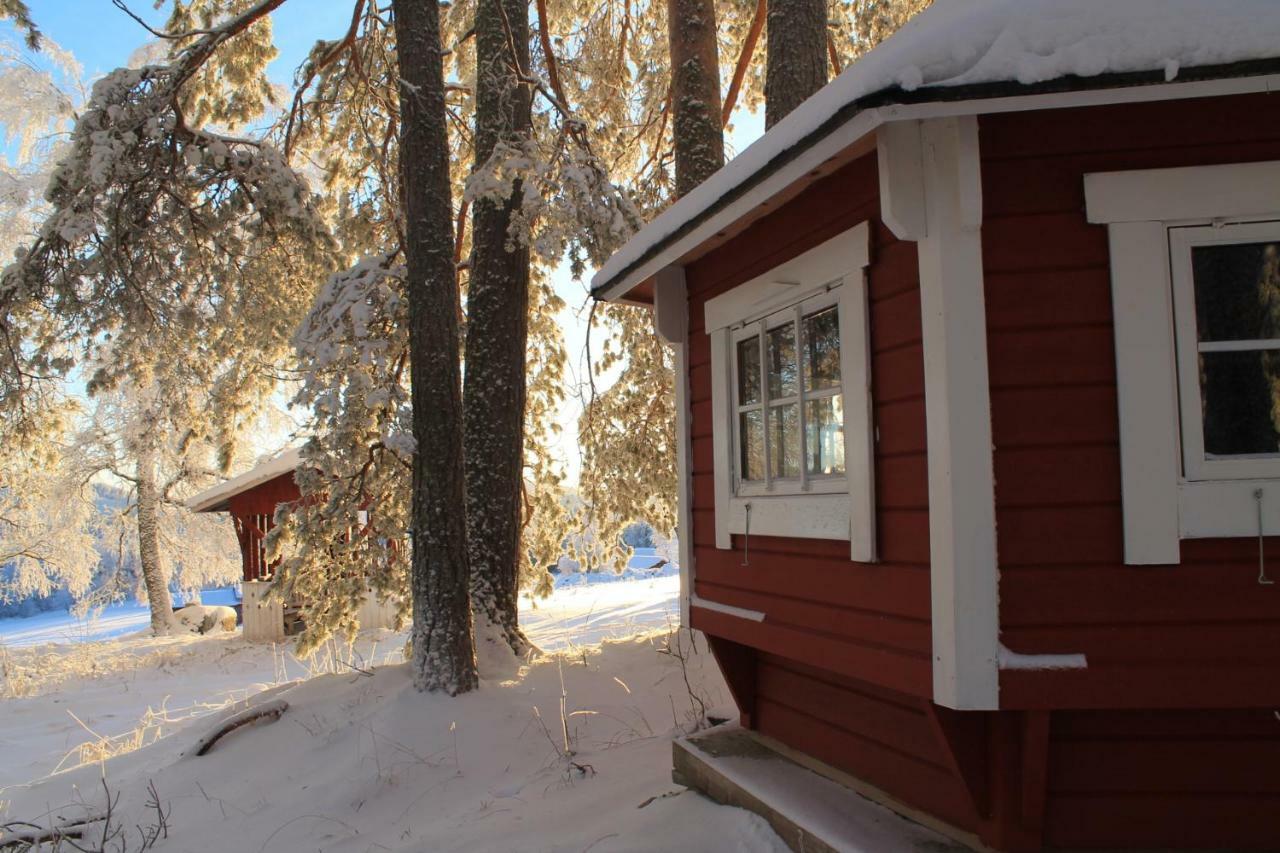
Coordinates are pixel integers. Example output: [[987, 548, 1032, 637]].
[[592, 0, 1280, 294]]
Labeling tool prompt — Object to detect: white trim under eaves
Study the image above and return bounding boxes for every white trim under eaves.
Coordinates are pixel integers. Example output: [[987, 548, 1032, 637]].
[[594, 73, 1280, 305]]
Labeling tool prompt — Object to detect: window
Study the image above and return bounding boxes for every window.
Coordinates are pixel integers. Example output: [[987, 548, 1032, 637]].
[[1171, 221, 1280, 480], [1085, 159, 1280, 563], [731, 294, 846, 495], [703, 221, 874, 558]]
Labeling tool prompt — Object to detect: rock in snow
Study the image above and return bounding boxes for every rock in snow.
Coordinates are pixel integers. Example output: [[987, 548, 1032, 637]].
[[173, 604, 237, 634]]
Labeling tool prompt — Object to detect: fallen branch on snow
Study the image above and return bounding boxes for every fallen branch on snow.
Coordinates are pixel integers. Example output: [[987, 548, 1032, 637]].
[[185, 698, 289, 757]]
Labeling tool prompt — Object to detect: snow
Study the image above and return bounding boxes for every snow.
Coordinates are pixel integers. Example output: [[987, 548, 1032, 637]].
[[0, 570, 960, 850], [681, 729, 953, 852], [998, 643, 1087, 671], [185, 447, 302, 512], [0, 576, 680, 788], [592, 0, 1280, 295], [0, 588, 242, 647], [0, 573, 799, 852]]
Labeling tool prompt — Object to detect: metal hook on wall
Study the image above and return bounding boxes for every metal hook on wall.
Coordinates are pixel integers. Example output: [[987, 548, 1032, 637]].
[[1255, 489, 1274, 586], [740, 502, 752, 567]]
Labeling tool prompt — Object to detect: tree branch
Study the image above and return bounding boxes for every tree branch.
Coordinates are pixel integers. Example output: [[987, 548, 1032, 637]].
[[722, 0, 765, 126]]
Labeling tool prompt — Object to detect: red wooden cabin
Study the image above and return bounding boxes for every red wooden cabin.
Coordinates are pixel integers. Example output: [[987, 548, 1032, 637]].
[[188, 448, 397, 641], [188, 448, 302, 585], [592, 4, 1280, 850], [188, 449, 304, 640]]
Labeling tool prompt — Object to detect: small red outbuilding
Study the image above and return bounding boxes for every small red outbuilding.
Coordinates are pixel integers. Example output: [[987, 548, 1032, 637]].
[[592, 3, 1280, 849], [188, 448, 397, 641]]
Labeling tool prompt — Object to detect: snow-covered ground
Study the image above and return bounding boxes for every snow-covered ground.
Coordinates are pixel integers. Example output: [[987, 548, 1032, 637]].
[[0, 570, 792, 852], [0, 567, 939, 851], [0, 570, 680, 787]]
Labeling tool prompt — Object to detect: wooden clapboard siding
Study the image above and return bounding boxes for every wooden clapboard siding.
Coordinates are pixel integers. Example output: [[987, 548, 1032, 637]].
[[679, 152, 984, 843], [1043, 709, 1280, 849], [753, 653, 983, 834], [227, 471, 300, 583], [980, 93, 1280, 711], [685, 152, 934, 699]]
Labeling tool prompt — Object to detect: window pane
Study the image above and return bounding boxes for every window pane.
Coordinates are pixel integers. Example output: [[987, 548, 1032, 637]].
[[1192, 241, 1280, 342], [1200, 350, 1280, 456], [767, 323, 798, 399], [739, 410, 764, 481], [736, 336, 761, 405], [805, 395, 845, 475], [804, 307, 841, 391], [769, 403, 800, 478]]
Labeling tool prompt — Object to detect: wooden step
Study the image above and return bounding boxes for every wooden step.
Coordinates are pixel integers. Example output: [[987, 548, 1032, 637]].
[[673, 726, 974, 853]]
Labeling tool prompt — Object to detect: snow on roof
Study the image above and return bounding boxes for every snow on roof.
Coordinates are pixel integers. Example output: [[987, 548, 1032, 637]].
[[592, 0, 1280, 299], [186, 447, 303, 513]]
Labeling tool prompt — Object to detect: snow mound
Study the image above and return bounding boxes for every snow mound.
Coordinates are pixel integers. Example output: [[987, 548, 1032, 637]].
[[1, 633, 789, 853], [593, 0, 1280, 293]]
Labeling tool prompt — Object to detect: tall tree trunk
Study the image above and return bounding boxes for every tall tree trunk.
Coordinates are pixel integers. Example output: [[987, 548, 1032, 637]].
[[135, 447, 174, 635], [464, 0, 534, 658], [395, 0, 478, 695], [764, 0, 827, 129], [667, 0, 725, 197]]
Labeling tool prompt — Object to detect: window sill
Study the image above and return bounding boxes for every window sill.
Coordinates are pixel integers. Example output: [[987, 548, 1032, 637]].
[[1179, 479, 1280, 538], [725, 492, 850, 541]]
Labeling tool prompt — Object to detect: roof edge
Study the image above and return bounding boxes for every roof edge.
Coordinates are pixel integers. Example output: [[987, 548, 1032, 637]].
[[592, 57, 1280, 302], [187, 447, 303, 513]]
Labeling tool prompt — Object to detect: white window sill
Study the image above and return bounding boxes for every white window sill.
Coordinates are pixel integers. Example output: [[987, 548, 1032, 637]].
[[1179, 479, 1280, 539], [725, 493, 850, 541]]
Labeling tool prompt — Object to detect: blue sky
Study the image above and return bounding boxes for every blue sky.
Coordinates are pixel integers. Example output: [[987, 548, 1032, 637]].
[[25, 0, 352, 81], [11, 1, 765, 482]]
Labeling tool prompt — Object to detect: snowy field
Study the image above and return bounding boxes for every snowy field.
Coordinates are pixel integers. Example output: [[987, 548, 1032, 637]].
[[0, 567, 940, 851], [0, 569, 786, 852]]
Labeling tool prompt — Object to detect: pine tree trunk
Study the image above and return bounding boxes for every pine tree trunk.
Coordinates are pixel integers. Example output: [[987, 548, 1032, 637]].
[[764, 0, 827, 129], [464, 0, 534, 658], [667, 0, 725, 197], [395, 0, 479, 695], [136, 448, 174, 636]]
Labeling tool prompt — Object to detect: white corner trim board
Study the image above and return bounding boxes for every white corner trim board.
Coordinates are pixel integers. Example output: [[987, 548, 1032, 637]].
[[653, 266, 695, 627], [884, 116, 1000, 711], [998, 644, 1087, 672], [703, 222, 876, 560], [1086, 160, 1280, 564]]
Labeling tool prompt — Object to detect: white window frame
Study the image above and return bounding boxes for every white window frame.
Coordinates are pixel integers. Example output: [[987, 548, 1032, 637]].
[[704, 221, 874, 560], [1086, 160, 1280, 563], [1170, 220, 1280, 482], [729, 288, 848, 498]]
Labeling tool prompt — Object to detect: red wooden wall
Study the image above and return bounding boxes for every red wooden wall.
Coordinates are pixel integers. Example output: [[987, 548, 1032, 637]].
[[982, 92, 1280, 710], [980, 91, 1280, 850], [683, 153, 1003, 836], [226, 472, 300, 582], [686, 153, 933, 697], [680, 91, 1280, 851]]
